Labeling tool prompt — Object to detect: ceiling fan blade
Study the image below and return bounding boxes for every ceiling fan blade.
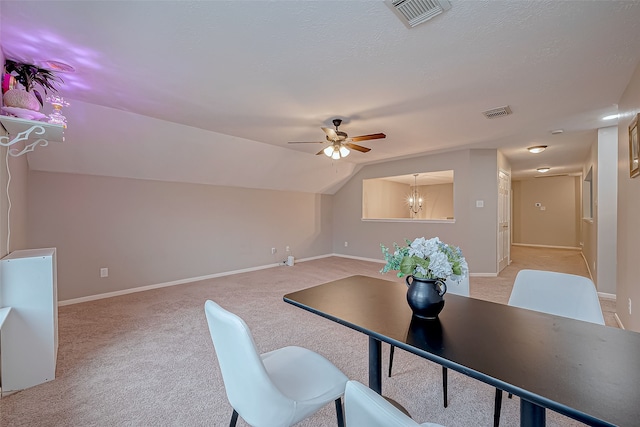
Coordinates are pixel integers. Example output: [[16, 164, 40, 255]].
[[288, 141, 325, 144], [348, 133, 386, 142], [315, 148, 326, 155], [322, 127, 338, 140], [345, 142, 371, 153]]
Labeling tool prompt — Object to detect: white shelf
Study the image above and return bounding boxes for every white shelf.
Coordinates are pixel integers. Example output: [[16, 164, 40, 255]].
[[0, 307, 11, 330], [0, 115, 65, 157]]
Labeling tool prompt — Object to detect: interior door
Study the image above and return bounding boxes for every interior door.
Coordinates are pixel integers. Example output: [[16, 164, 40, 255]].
[[498, 170, 511, 272]]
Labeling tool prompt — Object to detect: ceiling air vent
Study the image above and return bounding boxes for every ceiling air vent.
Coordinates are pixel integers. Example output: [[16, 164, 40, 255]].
[[482, 105, 513, 119], [386, 0, 451, 28]]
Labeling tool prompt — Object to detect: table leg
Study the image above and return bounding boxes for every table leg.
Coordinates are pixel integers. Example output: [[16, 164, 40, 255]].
[[368, 337, 382, 394], [520, 398, 545, 427]]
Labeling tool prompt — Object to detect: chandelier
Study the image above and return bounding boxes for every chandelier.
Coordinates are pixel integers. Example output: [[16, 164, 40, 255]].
[[408, 173, 423, 216]]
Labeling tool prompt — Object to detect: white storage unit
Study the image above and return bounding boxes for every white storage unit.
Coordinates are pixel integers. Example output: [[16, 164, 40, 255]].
[[0, 248, 58, 395]]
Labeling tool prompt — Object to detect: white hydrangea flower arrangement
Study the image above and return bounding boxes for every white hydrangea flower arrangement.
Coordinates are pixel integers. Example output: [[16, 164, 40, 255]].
[[380, 237, 469, 281]]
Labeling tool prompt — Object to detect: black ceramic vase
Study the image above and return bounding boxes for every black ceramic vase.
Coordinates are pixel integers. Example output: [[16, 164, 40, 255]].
[[405, 275, 447, 319]]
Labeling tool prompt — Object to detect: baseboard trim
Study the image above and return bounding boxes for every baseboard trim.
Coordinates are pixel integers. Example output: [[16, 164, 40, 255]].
[[333, 253, 385, 264], [512, 243, 582, 250], [597, 292, 616, 301], [58, 254, 333, 306], [331, 253, 497, 277], [614, 313, 626, 330]]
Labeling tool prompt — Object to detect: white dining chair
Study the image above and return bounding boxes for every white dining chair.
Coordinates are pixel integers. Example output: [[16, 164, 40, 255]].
[[204, 299, 348, 427], [344, 380, 445, 427], [507, 269, 605, 325], [491, 270, 607, 426]]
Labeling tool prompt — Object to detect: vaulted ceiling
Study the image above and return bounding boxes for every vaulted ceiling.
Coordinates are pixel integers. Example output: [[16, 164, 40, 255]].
[[2, 1, 640, 193]]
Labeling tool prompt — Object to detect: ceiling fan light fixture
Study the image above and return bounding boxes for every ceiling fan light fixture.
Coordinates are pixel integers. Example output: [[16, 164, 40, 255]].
[[528, 145, 547, 154], [331, 149, 341, 160], [339, 146, 350, 158], [323, 146, 334, 157]]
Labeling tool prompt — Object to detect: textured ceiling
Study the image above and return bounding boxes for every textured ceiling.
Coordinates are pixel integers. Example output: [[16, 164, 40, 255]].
[[2, 1, 640, 193]]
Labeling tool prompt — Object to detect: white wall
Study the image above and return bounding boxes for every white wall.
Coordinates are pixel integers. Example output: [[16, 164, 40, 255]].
[[596, 126, 618, 294]]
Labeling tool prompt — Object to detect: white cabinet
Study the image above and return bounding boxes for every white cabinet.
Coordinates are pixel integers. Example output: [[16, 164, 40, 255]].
[[0, 248, 58, 395]]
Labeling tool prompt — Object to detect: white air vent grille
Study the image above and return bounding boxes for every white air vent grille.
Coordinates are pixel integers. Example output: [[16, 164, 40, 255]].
[[482, 105, 513, 119], [387, 0, 451, 28]]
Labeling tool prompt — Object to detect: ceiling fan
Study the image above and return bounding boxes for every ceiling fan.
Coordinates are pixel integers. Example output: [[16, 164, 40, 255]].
[[288, 119, 386, 159]]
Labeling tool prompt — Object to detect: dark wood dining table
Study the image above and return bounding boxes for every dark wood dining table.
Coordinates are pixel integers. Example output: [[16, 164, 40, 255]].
[[283, 275, 640, 427]]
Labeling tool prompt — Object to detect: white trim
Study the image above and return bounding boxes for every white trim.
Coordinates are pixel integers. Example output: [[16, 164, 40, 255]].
[[58, 252, 494, 306], [597, 292, 616, 301], [333, 253, 385, 264], [58, 254, 332, 306], [361, 218, 455, 224], [331, 253, 496, 276], [512, 243, 582, 250], [614, 313, 625, 330], [581, 251, 594, 281]]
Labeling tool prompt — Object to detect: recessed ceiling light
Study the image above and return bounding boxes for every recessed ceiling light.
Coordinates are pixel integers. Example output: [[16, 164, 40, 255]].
[[527, 145, 547, 154], [537, 167, 551, 173], [551, 129, 564, 135], [602, 114, 619, 121]]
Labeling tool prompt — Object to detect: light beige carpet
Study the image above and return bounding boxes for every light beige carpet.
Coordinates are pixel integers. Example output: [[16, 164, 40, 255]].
[[0, 246, 615, 426]]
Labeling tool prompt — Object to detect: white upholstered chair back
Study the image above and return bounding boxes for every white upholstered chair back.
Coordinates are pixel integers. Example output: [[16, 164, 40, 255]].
[[445, 276, 469, 297], [344, 380, 445, 427], [205, 300, 348, 427], [508, 270, 605, 325]]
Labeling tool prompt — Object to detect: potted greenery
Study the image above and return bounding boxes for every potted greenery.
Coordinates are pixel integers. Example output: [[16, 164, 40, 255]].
[[3, 59, 62, 111]]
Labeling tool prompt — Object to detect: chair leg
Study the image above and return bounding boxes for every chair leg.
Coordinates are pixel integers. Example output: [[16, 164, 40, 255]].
[[494, 389, 503, 427], [442, 366, 448, 408], [229, 409, 239, 427], [388, 345, 395, 377], [335, 398, 345, 427]]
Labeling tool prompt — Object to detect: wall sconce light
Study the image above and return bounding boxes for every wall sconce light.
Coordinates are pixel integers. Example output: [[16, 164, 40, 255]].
[[528, 145, 547, 154]]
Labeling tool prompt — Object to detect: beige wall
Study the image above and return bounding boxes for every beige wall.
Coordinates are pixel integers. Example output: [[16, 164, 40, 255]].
[[0, 47, 30, 257], [512, 176, 581, 248], [616, 59, 640, 331], [362, 179, 454, 220], [362, 179, 409, 219], [27, 171, 333, 301], [332, 148, 499, 275], [415, 184, 454, 220]]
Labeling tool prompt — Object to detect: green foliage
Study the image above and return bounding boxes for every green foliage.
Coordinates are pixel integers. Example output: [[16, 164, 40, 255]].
[[5, 59, 62, 107]]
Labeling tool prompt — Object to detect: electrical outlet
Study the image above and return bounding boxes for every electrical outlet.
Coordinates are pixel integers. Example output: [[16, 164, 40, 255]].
[[271, 248, 277, 255], [344, 241, 348, 247], [286, 246, 290, 252], [629, 298, 632, 315], [100, 268, 108, 278]]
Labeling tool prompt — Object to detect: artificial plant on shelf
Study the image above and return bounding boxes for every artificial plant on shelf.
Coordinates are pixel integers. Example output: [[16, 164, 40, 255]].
[[3, 59, 63, 111]]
